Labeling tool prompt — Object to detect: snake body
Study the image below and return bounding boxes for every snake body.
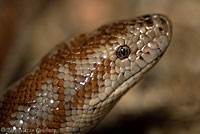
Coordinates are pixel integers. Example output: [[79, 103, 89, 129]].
[[0, 14, 172, 134]]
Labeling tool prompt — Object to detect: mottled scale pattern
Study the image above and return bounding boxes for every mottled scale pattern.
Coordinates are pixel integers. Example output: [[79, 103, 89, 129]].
[[0, 14, 172, 134]]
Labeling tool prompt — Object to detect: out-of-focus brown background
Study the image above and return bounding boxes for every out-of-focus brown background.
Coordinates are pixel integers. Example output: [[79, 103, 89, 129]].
[[0, 0, 200, 134]]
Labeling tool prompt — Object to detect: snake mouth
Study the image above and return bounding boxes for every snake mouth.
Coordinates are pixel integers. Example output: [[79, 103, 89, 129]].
[[106, 56, 160, 104]]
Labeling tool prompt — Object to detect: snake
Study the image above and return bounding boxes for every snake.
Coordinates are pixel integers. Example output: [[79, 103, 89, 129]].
[[0, 14, 172, 134]]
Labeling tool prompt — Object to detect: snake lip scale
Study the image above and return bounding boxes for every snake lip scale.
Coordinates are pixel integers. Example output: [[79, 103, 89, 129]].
[[0, 14, 172, 134]]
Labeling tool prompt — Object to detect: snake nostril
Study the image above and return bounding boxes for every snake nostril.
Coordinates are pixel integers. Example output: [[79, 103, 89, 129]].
[[159, 15, 172, 35], [159, 27, 163, 32], [145, 19, 154, 27]]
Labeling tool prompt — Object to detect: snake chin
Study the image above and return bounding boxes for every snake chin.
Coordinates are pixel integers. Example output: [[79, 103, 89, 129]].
[[103, 57, 160, 106]]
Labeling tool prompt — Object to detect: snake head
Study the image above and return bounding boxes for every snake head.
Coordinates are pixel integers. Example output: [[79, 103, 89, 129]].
[[87, 14, 172, 106]]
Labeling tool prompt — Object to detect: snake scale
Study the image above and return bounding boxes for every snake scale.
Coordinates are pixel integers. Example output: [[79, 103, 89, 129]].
[[0, 14, 172, 134]]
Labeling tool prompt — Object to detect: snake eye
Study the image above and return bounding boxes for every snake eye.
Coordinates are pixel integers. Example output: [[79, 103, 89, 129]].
[[116, 45, 130, 60]]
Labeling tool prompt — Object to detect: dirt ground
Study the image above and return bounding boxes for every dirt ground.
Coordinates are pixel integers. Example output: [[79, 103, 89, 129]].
[[0, 0, 200, 134]]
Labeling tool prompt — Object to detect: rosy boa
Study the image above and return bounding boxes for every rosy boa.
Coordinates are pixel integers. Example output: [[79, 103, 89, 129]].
[[0, 14, 172, 134]]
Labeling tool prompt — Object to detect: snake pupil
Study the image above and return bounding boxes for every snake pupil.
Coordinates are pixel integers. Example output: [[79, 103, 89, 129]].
[[120, 48, 126, 56]]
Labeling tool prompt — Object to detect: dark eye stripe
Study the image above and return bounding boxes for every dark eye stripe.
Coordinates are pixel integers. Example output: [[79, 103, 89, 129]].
[[116, 45, 130, 60]]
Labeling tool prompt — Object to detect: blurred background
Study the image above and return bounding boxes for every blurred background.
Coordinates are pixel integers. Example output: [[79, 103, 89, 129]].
[[0, 0, 200, 134]]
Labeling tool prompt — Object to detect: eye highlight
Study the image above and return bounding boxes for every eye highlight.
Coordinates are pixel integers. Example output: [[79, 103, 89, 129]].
[[116, 45, 130, 60]]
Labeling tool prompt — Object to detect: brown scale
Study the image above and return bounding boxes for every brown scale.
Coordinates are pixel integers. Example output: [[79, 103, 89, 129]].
[[84, 91, 92, 98]]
